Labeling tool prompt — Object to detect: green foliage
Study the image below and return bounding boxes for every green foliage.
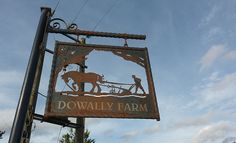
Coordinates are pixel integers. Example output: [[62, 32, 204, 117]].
[[0, 130, 5, 139], [84, 130, 95, 143], [59, 128, 95, 143], [59, 128, 74, 143]]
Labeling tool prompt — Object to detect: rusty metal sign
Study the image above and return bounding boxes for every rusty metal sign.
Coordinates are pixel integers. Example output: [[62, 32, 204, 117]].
[[45, 41, 160, 120]]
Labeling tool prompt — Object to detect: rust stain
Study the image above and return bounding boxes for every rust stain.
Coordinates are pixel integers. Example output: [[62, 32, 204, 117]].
[[45, 42, 160, 120]]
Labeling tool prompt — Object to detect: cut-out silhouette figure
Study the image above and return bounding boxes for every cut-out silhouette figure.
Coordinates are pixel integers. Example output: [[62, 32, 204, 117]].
[[130, 75, 146, 94], [61, 71, 104, 93]]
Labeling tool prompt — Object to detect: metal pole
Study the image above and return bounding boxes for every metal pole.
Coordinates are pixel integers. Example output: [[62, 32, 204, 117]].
[[75, 38, 86, 143], [9, 7, 51, 143], [48, 28, 146, 40], [21, 14, 50, 142]]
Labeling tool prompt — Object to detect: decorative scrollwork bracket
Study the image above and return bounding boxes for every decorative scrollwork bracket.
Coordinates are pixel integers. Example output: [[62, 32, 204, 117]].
[[48, 18, 78, 30], [47, 18, 146, 41]]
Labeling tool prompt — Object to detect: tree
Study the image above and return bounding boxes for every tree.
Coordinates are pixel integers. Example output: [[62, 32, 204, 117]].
[[59, 128, 95, 143], [84, 130, 95, 143], [0, 130, 5, 139]]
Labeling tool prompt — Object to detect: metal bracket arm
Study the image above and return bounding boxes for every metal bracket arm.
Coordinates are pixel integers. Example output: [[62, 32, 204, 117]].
[[34, 113, 80, 128], [48, 27, 146, 40]]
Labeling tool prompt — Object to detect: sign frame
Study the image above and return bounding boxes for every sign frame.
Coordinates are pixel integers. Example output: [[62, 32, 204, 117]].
[[45, 41, 160, 120]]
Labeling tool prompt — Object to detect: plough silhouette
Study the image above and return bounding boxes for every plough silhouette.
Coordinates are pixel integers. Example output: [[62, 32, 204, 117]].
[[61, 71, 146, 96], [99, 81, 134, 95]]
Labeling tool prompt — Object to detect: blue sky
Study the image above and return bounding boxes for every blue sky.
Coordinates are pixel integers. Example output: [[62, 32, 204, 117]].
[[1, 0, 236, 143]]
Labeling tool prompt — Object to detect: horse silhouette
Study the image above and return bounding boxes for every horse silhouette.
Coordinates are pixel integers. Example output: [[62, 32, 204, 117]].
[[61, 71, 104, 93]]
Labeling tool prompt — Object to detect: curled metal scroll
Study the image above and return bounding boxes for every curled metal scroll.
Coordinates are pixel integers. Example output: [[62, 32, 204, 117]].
[[49, 18, 78, 30], [68, 23, 78, 30]]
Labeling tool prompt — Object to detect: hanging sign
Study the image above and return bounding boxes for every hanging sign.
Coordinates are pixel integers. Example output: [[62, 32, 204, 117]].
[[45, 41, 160, 120]]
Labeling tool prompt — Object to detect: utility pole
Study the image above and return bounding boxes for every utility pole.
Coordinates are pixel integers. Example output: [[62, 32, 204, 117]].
[[75, 38, 86, 143], [9, 7, 51, 143]]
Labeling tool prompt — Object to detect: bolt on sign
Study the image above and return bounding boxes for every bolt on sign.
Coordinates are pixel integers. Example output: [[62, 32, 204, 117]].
[[45, 41, 160, 120]]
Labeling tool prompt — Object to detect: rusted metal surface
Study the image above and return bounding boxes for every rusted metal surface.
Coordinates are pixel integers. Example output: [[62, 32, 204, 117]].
[[47, 18, 146, 40], [45, 42, 160, 120], [33, 113, 79, 128], [9, 7, 51, 143]]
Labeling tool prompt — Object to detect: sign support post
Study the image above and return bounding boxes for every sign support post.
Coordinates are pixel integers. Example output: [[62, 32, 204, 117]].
[[9, 7, 51, 143]]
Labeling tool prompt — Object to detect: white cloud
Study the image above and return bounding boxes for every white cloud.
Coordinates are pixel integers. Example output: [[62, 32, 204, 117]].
[[86, 119, 119, 137], [0, 70, 24, 108], [192, 121, 236, 143], [222, 137, 236, 143], [199, 5, 219, 27], [30, 122, 64, 143], [0, 93, 16, 106], [0, 108, 15, 136], [143, 124, 160, 135], [209, 72, 236, 92], [0, 109, 64, 142], [207, 27, 222, 40], [223, 50, 236, 60], [120, 130, 140, 140], [193, 71, 236, 110], [202, 72, 236, 103], [31, 121, 61, 137], [199, 44, 226, 71], [0, 70, 23, 86], [84, 118, 102, 126], [172, 112, 212, 129], [199, 45, 236, 72]]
